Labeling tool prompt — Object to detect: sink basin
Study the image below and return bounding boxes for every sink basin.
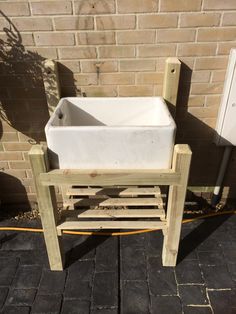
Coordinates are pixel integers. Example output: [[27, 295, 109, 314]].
[[45, 97, 176, 169]]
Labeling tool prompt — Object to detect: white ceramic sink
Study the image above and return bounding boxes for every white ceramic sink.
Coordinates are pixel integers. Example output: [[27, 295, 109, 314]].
[[45, 97, 176, 169]]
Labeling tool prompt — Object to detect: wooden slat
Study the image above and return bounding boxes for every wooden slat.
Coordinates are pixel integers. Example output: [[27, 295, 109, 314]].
[[66, 187, 161, 196], [40, 169, 180, 186], [57, 220, 167, 231], [62, 209, 166, 219], [64, 197, 163, 207]]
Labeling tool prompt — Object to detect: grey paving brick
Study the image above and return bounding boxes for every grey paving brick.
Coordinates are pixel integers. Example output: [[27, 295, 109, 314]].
[[0, 258, 19, 286], [223, 243, 236, 263], [178, 285, 208, 306], [227, 263, 236, 282], [6, 289, 36, 306], [208, 289, 236, 314], [38, 269, 66, 295], [201, 265, 234, 289], [95, 237, 118, 272], [92, 272, 118, 307], [91, 309, 118, 314], [0, 288, 8, 309], [12, 266, 42, 289], [120, 247, 146, 280], [1, 306, 30, 314], [66, 235, 108, 262], [120, 233, 146, 249], [18, 250, 49, 266], [0, 233, 42, 251], [146, 231, 163, 256], [61, 300, 90, 314], [197, 238, 220, 252], [175, 260, 204, 284], [64, 279, 91, 300], [31, 294, 62, 314], [68, 260, 94, 282], [198, 251, 225, 266], [121, 281, 149, 314], [150, 295, 182, 314], [183, 306, 212, 314], [148, 257, 177, 295]]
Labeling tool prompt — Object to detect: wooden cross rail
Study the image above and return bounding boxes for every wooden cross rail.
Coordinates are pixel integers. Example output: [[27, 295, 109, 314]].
[[29, 144, 192, 271]]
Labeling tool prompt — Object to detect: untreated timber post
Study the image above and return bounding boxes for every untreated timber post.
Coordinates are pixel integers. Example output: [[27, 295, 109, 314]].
[[42, 59, 61, 116], [162, 144, 192, 266], [162, 58, 181, 118], [29, 144, 64, 271], [42, 59, 69, 206]]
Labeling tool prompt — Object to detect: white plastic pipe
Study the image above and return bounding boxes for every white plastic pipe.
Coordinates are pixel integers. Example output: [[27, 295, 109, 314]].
[[211, 146, 232, 206]]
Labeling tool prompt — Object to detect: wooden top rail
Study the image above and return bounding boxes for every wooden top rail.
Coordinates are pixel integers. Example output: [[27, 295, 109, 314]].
[[39, 168, 181, 186]]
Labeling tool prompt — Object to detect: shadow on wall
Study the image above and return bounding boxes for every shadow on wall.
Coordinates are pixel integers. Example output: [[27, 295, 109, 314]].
[[0, 10, 235, 214], [175, 62, 235, 205], [0, 11, 77, 213]]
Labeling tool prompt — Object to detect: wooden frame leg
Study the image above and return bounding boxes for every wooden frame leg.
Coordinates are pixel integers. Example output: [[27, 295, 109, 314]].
[[29, 145, 64, 271], [162, 144, 192, 266]]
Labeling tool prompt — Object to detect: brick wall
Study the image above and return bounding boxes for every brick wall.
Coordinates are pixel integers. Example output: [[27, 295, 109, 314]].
[[0, 0, 236, 208]]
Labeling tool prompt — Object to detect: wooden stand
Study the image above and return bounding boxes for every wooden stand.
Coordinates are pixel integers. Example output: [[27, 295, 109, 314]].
[[29, 144, 191, 270], [31, 57, 190, 270]]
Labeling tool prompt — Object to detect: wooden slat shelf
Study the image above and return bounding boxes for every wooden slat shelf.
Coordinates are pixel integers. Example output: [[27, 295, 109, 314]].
[[64, 197, 164, 207], [39, 168, 181, 186], [61, 209, 166, 219], [66, 187, 162, 196], [57, 220, 167, 231]]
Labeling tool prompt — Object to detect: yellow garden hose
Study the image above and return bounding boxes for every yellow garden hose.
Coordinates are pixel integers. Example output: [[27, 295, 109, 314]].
[[0, 210, 235, 236]]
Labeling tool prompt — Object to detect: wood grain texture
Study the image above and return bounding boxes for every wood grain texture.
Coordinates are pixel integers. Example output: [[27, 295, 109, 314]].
[[29, 145, 64, 271], [162, 144, 192, 266]]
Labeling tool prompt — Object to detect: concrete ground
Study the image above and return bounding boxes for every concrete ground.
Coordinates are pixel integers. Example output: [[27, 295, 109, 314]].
[[0, 213, 235, 314]]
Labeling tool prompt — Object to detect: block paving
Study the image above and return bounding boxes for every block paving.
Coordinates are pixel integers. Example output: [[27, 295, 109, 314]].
[[0, 214, 235, 313]]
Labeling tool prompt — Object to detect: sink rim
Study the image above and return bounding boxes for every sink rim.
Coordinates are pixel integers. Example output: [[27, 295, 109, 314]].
[[45, 96, 176, 131]]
